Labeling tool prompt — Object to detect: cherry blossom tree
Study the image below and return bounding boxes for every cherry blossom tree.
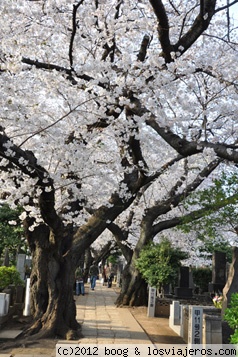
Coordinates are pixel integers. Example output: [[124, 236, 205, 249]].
[[108, 157, 218, 305], [0, 0, 238, 339]]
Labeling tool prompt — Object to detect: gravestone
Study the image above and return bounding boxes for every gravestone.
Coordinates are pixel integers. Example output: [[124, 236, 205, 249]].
[[0, 294, 6, 316], [169, 300, 183, 336], [174, 266, 193, 298], [0, 293, 10, 316], [209, 251, 226, 294], [162, 283, 173, 298], [16, 253, 26, 280], [169, 300, 180, 325], [147, 286, 156, 317], [189, 267, 195, 289], [188, 305, 203, 345], [23, 278, 31, 316]]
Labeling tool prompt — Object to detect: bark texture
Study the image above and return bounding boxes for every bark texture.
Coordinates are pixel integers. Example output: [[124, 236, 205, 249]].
[[24, 221, 78, 339], [116, 262, 148, 306]]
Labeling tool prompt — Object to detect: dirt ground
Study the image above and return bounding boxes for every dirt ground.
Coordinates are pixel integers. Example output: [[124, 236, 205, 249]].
[[0, 315, 57, 354], [129, 306, 185, 344]]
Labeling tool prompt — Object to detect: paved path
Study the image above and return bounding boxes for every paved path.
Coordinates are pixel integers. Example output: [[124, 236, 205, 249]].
[[74, 283, 151, 344], [1, 283, 182, 356]]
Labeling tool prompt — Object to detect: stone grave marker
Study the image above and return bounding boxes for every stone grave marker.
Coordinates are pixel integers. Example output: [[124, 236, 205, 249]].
[[23, 278, 31, 316], [0, 294, 6, 316], [188, 305, 203, 345], [174, 266, 193, 298], [147, 286, 156, 317], [16, 253, 26, 280], [209, 251, 226, 294], [0, 293, 10, 316]]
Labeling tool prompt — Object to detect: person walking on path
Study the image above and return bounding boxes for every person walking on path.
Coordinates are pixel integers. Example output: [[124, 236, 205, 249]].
[[75, 266, 85, 295], [89, 262, 99, 290]]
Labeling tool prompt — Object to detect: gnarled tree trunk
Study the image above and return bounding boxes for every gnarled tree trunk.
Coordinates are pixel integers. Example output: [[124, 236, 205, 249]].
[[116, 262, 148, 306], [24, 221, 79, 339]]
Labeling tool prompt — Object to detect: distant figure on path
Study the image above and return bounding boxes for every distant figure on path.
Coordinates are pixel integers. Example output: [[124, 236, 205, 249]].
[[89, 262, 99, 290], [75, 266, 85, 296]]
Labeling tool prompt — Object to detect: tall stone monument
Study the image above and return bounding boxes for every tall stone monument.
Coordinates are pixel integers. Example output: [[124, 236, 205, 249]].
[[16, 253, 26, 280], [174, 266, 193, 298]]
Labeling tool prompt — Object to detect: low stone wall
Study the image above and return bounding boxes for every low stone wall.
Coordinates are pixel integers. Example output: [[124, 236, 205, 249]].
[[155, 298, 171, 317], [169, 301, 222, 344], [203, 313, 222, 344], [155, 295, 213, 318]]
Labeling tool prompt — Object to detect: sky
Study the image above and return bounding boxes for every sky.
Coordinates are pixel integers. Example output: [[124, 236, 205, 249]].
[[231, 2, 238, 23]]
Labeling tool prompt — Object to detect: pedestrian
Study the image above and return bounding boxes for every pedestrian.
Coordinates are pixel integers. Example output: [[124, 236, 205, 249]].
[[75, 266, 85, 296], [89, 262, 99, 290]]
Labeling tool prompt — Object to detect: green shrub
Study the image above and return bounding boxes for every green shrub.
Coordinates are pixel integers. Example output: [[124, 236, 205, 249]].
[[192, 267, 212, 293], [0, 266, 24, 290], [135, 238, 188, 290], [224, 293, 238, 344]]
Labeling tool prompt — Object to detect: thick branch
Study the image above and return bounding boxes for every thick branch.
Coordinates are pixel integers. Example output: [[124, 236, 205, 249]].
[[69, 1, 85, 68], [145, 154, 184, 185], [137, 35, 151, 62], [107, 223, 133, 263], [144, 158, 221, 224], [149, 0, 172, 62], [21, 57, 108, 88], [153, 193, 238, 235], [146, 117, 238, 163], [0, 132, 63, 234], [146, 117, 202, 156], [173, 0, 216, 57]]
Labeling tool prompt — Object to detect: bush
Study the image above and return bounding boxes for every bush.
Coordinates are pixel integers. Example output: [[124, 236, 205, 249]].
[[192, 267, 212, 293], [224, 293, 238, 344], [135, 238, 188, 290], [0, 266, 24, 290]]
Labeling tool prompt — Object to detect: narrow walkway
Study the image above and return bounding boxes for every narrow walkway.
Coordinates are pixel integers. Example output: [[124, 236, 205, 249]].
[[74, 283, 151, 344]]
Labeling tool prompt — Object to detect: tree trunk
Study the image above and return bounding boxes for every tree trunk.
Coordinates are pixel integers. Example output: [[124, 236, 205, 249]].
[[222, 246, 238, 315], [116, 262, 148, 306], [24, 222, 79, 339], [29, 224, 50, 320]]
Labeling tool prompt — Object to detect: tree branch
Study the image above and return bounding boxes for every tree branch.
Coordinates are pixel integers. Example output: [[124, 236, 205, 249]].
[[69, 1, 85, 68], [146, 117, 238, 163], [0, 132, 63, 234], [146, 117, 202, 156], [149, 0, 173, 62], [145, 158, 221, 224], [21, 57, 108, 88], [107, 223, 133, 263], [137, 35, 151, 62], [173, 0, 216, 57], [153, 192, 238, 235], [215, 0, 238, 13]]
